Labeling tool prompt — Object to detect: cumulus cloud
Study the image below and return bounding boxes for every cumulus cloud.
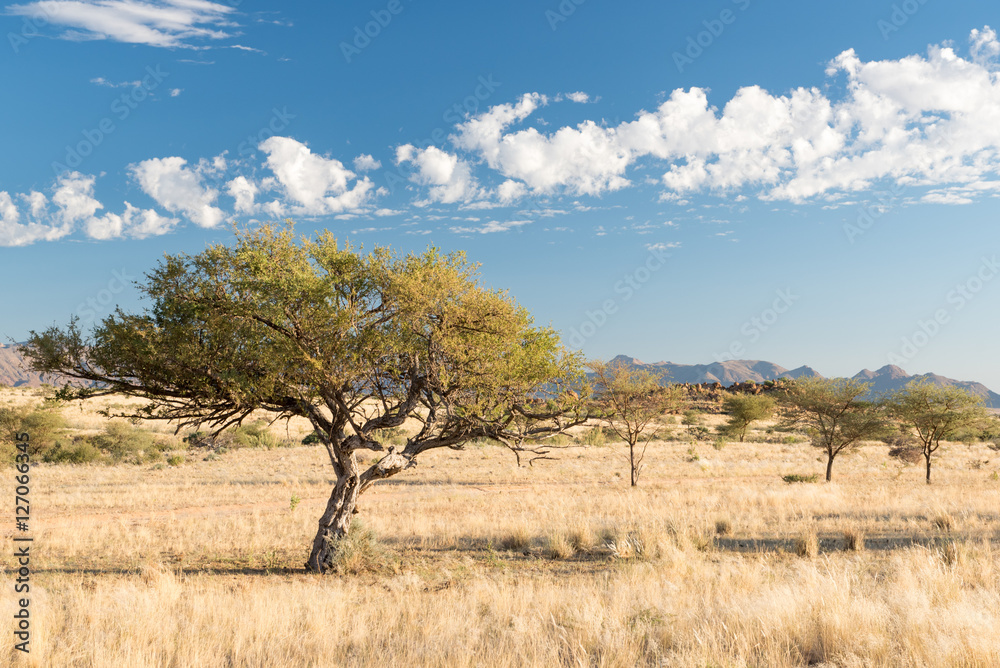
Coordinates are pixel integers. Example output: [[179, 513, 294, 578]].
[[353, 154, 381, 172], [0, 172, 174, 246], [396, 144, 481, 205], [406, 27, 1000, 206], [259, 137, 374, 215], [6, 0, 237, 48], [1, 137, 378, 246], [130, 157, 225, 228]]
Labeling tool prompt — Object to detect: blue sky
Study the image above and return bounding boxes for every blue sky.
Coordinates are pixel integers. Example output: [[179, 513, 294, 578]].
[[1, 0, 999, 390]]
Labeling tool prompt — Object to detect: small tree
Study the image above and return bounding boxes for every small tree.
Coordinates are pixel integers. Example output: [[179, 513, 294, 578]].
[[721, 393, 775, 442], [778, 377, 889, 482], [588, 360, 685, 486], [887, 381, 988, 484], [22, 224, 586, 572]]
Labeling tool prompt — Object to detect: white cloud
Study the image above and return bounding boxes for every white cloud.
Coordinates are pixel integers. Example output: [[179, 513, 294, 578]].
[[0, 172, 175, 246], [565, 92, 590, 103], [130, 157, 225, 228], [169, 88, 182, 97], [645, 242, 681, 252], [449, 219, 531, 234], [396, 144, 481, 204], [411, 27, 1000, 206], [353, 154, 381, 172], [6, 0, 237, 48], [226, 175, 257, 214], [90, 76, 141, 88], [259, 137, 374, 215]]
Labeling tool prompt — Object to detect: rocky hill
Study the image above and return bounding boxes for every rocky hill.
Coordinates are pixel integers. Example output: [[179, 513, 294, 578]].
[[606, 355, 1000, 408]]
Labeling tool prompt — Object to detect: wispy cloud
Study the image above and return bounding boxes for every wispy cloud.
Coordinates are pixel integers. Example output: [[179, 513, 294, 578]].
[[6, 0, 239, 48]]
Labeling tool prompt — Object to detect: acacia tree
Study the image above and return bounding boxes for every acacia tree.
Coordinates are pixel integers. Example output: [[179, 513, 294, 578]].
[[721, 393, 775, 442], [778, 377, 890, 482], [887, 381, 988, 484], [588, 360, 685, 486], [23, 225, 585, 572]]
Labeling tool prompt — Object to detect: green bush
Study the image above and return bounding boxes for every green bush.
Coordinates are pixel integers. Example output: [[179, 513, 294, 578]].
[[91, 420, 169, 464], [302, 431, 323, 445], [579, 425, 607, 446], [41, 437, 102, 464], [167, 455, 184, 466], [185, 420, 288, 451], [782, 473, 820, 484], [681, 410, 703, 426], [0, 404, 68, 461]]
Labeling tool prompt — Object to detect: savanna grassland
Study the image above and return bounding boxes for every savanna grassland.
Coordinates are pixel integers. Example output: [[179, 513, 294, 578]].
[[3, 386, 1000, 667]]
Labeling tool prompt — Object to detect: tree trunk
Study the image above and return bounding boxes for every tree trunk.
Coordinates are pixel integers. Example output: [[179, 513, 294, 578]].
[[306, 472, 361, 572], [925, 454, 932, 484], [629, 441, 637, 487], [825, 453, 835, 482]]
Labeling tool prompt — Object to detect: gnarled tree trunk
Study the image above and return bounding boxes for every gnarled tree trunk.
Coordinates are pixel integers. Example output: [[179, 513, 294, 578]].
[[306, 471, 360, 572]]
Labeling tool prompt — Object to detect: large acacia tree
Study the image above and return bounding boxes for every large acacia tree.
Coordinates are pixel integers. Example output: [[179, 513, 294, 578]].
[[23, 225, 585, 572]]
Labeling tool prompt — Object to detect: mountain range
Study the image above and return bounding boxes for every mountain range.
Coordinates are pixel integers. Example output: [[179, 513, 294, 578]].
[[607, 355, 1000, 408], [2, 343, 997, 408]]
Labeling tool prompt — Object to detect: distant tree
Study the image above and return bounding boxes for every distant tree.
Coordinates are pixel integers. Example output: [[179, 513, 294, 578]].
[[886, 381, 988, 484], [588, 360, 686, 486], [720, 393, 776, 442], [778, 377, 890, 482], [22, 224, 586, 573]]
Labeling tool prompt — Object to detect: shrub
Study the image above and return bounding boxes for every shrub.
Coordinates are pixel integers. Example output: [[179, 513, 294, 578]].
[[185, 421, 287, 451], [91, 421, 169, 464], [715, 518, 733, 536], [301, 431, 323, 445], [579, 425, 607, 446], [42, 437, 102, 464], [167, 455, 184, 466], [681, 410, 703, 426], [782, 473, 820, 484], [0, 404, 68, 461], [327, 522, 397, 574]]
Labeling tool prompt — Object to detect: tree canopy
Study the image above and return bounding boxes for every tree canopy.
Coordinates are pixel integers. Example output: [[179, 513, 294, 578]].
[[24, 224, 586, 571], [778, 377, 890, 482], [887, 381, 988, 483]]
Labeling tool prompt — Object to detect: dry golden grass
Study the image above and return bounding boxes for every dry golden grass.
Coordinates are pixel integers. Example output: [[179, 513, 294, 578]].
[[2, 387, 1000, 666]]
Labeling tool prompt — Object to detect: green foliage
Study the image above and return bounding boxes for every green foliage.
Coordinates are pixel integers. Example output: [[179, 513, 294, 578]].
[[301, 431, 323, 445], [290, 494, 301, 512], [579, 425, 607, 446], [886, 381, 989, 482], [326, 522, 397, 575], [90, 420, 170, 464], [42, 437, 102, 464], [0, 404, 68, 460], [589, 360, 686, 486], [782, 473, 820, 484], [185, 421, 287, 451], [721, 394, 776, 442], [778, 377, 891, 481], [167, 455, 184, 466], [681, 410, 703, 426]]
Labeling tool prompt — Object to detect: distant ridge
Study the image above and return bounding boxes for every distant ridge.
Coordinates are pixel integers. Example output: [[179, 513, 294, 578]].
[[0, 343, 83, 389], [605, 355, 1000, 408]]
